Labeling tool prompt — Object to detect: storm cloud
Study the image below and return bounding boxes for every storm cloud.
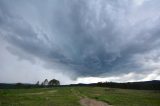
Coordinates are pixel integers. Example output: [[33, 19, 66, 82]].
[[0, 0, 160, 84]]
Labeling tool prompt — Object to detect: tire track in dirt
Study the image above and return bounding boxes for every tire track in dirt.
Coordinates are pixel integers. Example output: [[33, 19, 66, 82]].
[[80, 98, 112, 106], [70, 88, 112, 106]]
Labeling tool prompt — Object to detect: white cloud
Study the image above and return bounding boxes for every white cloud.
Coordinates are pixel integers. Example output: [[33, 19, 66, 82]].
[[134, 0, 146, 6], [76, 70, 160, 84], [0, 40, 74, 84]]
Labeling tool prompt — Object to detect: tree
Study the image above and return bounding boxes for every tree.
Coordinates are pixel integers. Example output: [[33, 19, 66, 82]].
[[48, 79, 60, 86], [41, 79, 48, 86], [36, 81, 39, 86]]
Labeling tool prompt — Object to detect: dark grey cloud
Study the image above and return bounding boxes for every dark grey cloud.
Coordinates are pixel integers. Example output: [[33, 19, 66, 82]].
[[0, 0, 160, 80]]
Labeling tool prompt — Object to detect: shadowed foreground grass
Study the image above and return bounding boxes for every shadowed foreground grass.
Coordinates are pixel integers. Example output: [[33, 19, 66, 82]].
[[0, 87, 160, 106], [76, 87, 160, 106]]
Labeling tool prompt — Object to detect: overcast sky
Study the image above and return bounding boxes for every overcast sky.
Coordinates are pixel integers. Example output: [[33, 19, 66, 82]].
[[0, 0, 160, 84]]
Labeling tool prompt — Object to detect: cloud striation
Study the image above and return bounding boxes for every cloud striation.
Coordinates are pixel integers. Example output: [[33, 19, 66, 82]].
[[0, 0, 160, 84]]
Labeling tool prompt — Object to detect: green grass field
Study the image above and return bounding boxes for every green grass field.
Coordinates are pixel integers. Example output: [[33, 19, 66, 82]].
[[0, 87, 160, 106]]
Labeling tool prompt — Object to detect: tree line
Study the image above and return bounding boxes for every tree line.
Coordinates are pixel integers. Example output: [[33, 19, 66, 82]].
[[96, 80, 160, 90], [0, 78, 60, 89], [68, 80, 160, 90], [36, 79, 60, 87]]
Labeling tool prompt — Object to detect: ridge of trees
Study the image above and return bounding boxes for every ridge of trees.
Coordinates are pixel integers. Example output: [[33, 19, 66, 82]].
[[38, 79, 60, 87], [0, 80, 160, 90]]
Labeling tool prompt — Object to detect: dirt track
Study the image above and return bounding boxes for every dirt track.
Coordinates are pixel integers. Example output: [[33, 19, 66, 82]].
[[71, 88, 111, 106], [80, 98, 111, 106]]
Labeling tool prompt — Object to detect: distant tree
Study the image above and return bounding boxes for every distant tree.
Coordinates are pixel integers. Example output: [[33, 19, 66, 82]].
[[48, 79, 60, 86], [97, 82, 103, 87], [36, 81, 39, 86], [15, 83, 22, 86], [41, 81, 43, 85], [41, 79, 48, 86], [44, 79, 49, 85]]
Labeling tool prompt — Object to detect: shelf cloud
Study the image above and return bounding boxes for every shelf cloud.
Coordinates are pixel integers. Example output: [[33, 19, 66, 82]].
[[0, 0, 160, 84]]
